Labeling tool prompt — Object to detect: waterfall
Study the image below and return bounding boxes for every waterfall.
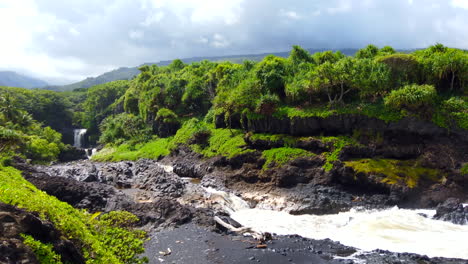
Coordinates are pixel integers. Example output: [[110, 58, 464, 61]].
[[73, 129, 87, 148], [208, 189, 468, 260], [85, 148, 97, 159]]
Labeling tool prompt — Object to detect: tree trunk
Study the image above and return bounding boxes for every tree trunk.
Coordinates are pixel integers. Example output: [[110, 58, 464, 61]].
[[450, 71, 456, 91]]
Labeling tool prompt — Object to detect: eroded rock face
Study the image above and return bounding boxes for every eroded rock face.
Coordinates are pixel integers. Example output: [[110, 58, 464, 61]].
[[0, 202, 85, 264], [24, 172, 193, 230], [434, 198, 468, 225], [35, 159, 185, 199]]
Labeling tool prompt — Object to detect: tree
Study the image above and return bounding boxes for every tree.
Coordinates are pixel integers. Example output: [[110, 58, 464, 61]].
[[351, 58, 391, 98], [313, 51, 344, 65], [310, 58, 354, 104], [431, 49, 468, 92], [377, 54, 420, 89], [254, 55, 288, 98], [355, 44, 380, 59], [289, 45, 314, 71]]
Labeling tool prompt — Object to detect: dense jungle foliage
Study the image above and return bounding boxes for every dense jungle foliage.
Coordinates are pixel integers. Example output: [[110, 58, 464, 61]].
[[2, 44, 467, 164], [85, 44, 467, 146], [1, 44, 468, 263]]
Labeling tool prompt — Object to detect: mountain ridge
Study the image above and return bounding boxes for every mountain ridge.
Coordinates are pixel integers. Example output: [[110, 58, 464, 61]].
[[0, 71, 48, 89]]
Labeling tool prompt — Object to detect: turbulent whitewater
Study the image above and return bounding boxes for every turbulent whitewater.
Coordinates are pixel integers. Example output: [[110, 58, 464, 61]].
[[206, 188, 468, 260]]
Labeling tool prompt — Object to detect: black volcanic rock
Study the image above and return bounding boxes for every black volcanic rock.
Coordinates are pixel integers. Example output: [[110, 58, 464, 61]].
[[434, 198, 468, 225]]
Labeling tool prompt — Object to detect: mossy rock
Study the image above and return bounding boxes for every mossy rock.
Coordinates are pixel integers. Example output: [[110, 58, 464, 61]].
[[344, 158, 444, 188], [261, 147, 314, 170]]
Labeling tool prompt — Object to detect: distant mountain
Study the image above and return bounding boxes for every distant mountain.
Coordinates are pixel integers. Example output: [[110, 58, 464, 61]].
[[46, 48, 360, 91], [0, 71, 48, 89], [44, 67, 140, 92]]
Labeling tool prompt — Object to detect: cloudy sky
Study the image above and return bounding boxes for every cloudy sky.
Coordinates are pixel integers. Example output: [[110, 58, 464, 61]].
[[1, 0, 467, 84]]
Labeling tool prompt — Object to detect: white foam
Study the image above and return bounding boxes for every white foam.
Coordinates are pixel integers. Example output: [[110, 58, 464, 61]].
[[230, 207, 468, 259], [208, 189, 468, 259]]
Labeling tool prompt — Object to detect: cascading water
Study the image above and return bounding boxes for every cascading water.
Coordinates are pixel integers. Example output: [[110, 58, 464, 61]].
[[85, 148, 97, 159], [73, 129, 87, 148], [205, 188, 468, 260]]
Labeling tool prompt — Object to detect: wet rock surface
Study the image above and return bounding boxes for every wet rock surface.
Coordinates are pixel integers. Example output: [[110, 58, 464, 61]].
[[22, 163, 196, 230], [434, 198, 468, 225], [0, 202, 85, 264], [35, 159, 186, 199]]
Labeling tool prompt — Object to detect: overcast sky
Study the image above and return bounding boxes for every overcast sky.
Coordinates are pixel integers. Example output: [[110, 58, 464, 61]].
[[1, 0, 467, 84]]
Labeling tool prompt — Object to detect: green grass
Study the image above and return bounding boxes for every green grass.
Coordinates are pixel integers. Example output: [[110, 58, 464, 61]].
[[262, 147, 313, 169], [344, 158, 444, 188], [0, 165, 147, 264], [92, 138, 172, 162], [196, 128, 254, 158], [249, 133, 298, 147]]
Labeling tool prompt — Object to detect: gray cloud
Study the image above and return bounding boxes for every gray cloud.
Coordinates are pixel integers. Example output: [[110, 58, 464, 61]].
[[1, 0, 467, 84]]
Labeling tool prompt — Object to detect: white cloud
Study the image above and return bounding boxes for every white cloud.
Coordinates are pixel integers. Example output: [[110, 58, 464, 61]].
[[1, 0, 468, 85], [141, 11, 164, 26], [129, 30, 144, 39], [327, 0, 352, 14], [211, 34, 230, 48], [196, 36, 209, 44], [451, 0, 468, 9], [69, 27, 80, 36], [280, 9, 301, 20]]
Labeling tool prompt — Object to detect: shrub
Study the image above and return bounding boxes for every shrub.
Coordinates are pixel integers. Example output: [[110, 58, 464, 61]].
[[255, 93, 280, 115], [25, 136, 60, 162], [99, 113, 151, 144], [156, 108, 178, 123], [384, 84, 437, 113], [442, 97, 467, 113]]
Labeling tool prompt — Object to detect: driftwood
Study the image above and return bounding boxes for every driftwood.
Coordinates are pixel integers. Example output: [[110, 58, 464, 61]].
[[214, 216, 271, 241]]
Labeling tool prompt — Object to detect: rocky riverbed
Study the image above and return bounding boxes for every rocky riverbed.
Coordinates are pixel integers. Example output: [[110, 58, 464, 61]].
[[10, 149, 466, 264]]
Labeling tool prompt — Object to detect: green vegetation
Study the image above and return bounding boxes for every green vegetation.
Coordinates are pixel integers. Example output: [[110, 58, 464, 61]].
[[0, 92, 65, 163], [196, 128, 253, 158], [384, 84, 437, 115], [80, 44, 467, 159], [0, 165, 147, 264], [82, 80, 130, 143], [92, 137, 172, 162], [249, 133, 297, 147], [344, 159, 444, 188], [321, 136, 358, 172], [21, 234, 62, 264], [462, 163, 468, 175], [94, 119, 252, 161], [262, 147, 313, 169]]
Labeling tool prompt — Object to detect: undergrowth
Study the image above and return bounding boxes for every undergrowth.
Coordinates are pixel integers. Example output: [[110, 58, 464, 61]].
[[21, 234, 62, 264]]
